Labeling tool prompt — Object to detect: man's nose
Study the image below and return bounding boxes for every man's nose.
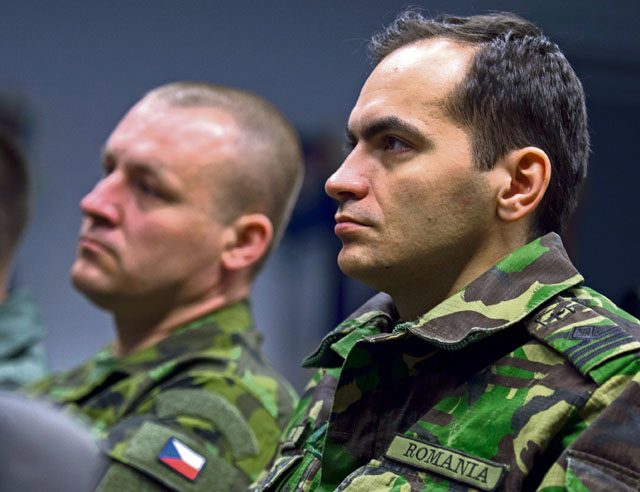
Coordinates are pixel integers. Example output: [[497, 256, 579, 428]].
[[79, 174, 122, 226], [325, 152, 369, 202]]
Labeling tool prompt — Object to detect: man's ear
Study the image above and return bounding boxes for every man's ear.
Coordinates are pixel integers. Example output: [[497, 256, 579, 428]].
[[220, 214, 273, 271], [496, 146, 551, 223]]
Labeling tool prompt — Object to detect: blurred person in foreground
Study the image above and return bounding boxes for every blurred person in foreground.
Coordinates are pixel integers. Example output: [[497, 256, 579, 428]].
[[0, 130, 47, 388], [251, 9, 640, 491], [0, 390, 108, 492], [28, 81, 303, 491]]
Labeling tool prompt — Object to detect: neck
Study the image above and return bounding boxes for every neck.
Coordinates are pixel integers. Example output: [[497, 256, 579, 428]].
[[393, 227, 528, 321], [112, 282, 249, 357]]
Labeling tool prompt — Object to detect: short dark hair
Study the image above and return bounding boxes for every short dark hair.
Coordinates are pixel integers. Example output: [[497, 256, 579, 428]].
[[0, 130, 29, 263], [369, 9, 589, 237]]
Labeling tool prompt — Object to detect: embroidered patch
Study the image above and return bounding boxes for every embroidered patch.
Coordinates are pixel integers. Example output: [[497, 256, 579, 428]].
[[385, 435, 507, 491], [158, 437, 206, 481]]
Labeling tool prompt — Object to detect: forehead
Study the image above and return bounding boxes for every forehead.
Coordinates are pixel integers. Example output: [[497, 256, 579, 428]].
[[350, 38, 475, 128], [105, 101, 240, 172]]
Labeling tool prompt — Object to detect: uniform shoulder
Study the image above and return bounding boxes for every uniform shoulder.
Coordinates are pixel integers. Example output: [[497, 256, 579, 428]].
[[97, 365, 297, 491], [570, 285, 640, 331], [24, 354, 99, 400], [528, 285, 640, 385], [528, 286, 640, 385]]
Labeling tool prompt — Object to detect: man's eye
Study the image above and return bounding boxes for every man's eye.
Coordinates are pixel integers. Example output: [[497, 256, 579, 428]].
[[382, 135, 411, 152], [137, 180, 159, 197]]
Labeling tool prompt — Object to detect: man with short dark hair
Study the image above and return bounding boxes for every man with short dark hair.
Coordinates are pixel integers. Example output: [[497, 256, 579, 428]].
[[252, 10, 640, 491], [0, 130, 47, 388], [29, 82, 304, 491]]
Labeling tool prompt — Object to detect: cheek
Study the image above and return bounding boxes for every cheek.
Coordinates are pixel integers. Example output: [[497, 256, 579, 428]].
[[175, 224, 220, 257], [388, 177, 446, 216], [130, 214, 218, 258], [393, 171, 490, 226], [456, 172, 494, 214]]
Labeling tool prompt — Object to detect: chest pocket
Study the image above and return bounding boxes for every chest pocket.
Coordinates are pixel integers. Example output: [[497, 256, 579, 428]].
[[337, 338, 589, 491], [336, 458, 501, 492], [335, 434, 507, 492]]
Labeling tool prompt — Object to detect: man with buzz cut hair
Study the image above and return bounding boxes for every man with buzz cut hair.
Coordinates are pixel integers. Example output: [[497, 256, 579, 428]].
[[29, 81, 304, 491], [252, 9, 640, 491]]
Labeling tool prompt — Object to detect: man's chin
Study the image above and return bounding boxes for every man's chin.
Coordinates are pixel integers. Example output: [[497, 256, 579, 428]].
[[338, 252, 376, 284], [70, 271, 118, 310], [338, 248, 399, 291]]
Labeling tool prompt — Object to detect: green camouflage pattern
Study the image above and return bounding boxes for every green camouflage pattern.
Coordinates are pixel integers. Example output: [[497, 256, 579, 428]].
[[0, 289, 48, 388], [251, 234, 640, 491], [28, 300, 298, 491]]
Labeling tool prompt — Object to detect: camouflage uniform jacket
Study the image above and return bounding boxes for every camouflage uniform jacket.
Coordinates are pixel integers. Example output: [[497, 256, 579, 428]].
[[0, 288, 47, 388], [251, 234, 640, 491], [29, 300, 298, 491]]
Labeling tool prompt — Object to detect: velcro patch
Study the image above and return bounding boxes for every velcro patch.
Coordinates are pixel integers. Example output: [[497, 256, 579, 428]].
[[158, 437, 206, 481], [385, 435, 507, 491], [155, 389, 258, 459], [106, 421, 237, 491]]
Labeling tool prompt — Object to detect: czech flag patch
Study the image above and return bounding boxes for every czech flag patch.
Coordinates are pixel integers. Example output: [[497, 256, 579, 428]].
[[158, 437, 206, 481]]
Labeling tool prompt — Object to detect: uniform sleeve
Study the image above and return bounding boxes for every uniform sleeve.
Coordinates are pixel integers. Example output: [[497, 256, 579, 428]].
[[94, 371, 293, 492], [538, 368, 640, 491]]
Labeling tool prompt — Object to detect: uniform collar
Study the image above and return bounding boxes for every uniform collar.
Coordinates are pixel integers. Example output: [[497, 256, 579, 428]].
[[303, 293, 397, 368], [103, 299, 259, 376], [305, 233, 583, 367], [402, 233, 583, 348], [29, 300, 258, 405]]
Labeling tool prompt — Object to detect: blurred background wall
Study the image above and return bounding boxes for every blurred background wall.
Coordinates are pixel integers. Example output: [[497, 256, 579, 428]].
[[1, 0, 638, 391]]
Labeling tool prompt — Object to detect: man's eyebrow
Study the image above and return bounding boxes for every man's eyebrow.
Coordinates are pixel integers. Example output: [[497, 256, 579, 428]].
[[349, 116, 427, 145], [100, 149, 170, 179]]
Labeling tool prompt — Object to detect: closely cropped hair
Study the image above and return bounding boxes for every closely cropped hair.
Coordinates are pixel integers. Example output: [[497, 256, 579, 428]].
[[370, 10, 590, 237], [0, 131, 29, 261], [145, 82, 304, 270]]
